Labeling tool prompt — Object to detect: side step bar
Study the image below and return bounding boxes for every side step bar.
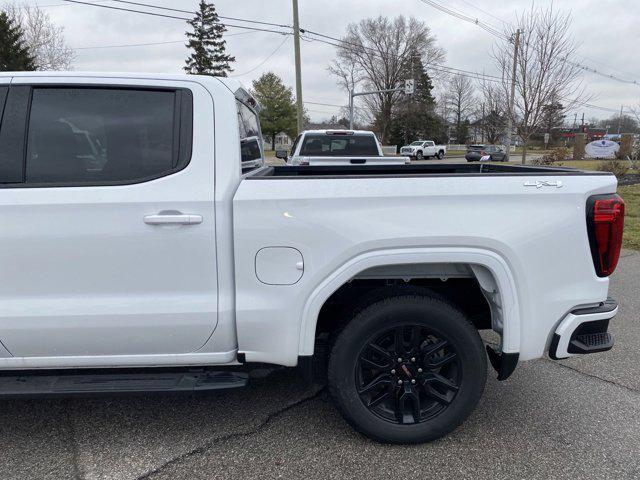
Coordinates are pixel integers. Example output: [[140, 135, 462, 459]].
[[0, 370, 248, 397]]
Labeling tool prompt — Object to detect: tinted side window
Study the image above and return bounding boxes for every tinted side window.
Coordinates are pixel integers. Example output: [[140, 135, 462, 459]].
[[0, 86, 30, 183], [236, 99, 264, 171], [26, 88, 181, 184], [299, 135, 379, 156], [290, 134, 301, 155], [0, 87, 7, 121]]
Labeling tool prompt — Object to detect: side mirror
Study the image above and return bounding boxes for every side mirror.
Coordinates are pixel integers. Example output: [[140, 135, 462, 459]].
[[275, 149, 288, 160]]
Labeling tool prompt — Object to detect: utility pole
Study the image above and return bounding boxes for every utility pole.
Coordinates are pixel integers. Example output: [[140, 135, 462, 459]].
[[504, 29, 520, 163], [292, 0, 304, 134], [617, 105, 624, 135], [581, 112, 585, 132]]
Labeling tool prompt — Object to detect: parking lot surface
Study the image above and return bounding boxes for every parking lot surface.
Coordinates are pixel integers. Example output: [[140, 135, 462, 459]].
[[1, 250, 638, 480]]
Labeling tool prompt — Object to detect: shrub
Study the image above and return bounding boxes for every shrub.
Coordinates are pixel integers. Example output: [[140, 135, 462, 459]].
[[531, 146, 571, 166], [597, 160, 629, 179]]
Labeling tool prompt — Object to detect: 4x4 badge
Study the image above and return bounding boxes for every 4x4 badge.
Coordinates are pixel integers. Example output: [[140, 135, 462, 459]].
[[523, 180, 564, 189]]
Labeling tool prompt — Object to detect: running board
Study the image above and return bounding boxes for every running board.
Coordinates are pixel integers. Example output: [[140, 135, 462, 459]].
[[0, 371, 248, 397]]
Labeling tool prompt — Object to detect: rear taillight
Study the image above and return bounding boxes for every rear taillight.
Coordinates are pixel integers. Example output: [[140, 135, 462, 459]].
[[586, 194, 625, 277]]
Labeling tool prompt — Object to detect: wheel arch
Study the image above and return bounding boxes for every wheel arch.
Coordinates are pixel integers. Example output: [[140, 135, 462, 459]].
[[298, 247, 521, 357]]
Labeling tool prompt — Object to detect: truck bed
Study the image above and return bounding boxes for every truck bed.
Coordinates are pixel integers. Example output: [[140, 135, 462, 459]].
[[250, 163, 609, 179]]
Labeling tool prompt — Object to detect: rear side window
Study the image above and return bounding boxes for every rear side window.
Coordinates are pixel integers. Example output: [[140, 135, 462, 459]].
[[0, 87, 7, 122], [299, 134, 378, 156], [0, 86, 29, 183], [24, 87, 191, 185], [290, 134, 301, 155], [236, 99, 264, 172]]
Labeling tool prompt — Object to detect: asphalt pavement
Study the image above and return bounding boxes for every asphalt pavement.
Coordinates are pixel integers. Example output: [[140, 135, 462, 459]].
[[0, 250, 638, 480]]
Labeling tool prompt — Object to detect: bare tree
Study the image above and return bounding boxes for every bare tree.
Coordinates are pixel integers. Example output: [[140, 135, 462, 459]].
[[493, 5, 586, 162], [330, 15, 445, 143], [477, 80, 507, 144], [629, 103, 640, 127], [444, 74, 475, 143], [4, 2, 75, 70]]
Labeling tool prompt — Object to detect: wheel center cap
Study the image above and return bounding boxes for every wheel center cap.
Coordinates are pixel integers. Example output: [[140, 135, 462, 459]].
[[400, 364, 413, 378]]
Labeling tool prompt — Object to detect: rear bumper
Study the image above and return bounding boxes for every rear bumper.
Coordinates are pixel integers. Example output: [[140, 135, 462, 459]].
[[549, 298, 617, 360]]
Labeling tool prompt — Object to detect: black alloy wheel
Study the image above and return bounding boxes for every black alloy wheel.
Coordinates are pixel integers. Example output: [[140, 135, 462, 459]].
[[328, 293, 487, 444], [356, 325, 461, 424]]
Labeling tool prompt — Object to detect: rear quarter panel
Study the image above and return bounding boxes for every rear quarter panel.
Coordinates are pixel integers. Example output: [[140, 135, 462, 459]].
[[233, 173, 617, 365]]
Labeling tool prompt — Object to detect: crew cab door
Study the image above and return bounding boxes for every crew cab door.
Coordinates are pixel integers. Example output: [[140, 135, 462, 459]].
[[424, 141, 436, 156], [0, 77, 218, 357]]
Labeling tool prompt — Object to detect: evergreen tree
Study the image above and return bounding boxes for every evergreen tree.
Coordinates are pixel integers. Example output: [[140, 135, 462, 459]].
[[389, 50, 442, 147], [0, 11, 35, 71], [184, 1, 234, 77], [251, 72, 297, 150]]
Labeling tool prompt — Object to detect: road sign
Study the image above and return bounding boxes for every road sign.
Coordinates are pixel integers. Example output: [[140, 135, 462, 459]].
[[544, 133, 550, 147], [404, 79, 415, 95]]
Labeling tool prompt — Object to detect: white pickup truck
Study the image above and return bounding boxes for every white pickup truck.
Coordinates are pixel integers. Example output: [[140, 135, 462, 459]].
[[278, 129, 410, 166], [0, 72, 625, 445], [400, 140, 447, 160]]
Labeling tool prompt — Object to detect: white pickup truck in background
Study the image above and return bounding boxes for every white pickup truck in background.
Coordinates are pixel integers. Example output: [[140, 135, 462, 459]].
[[277, 129, 410, 166], [400, 140, 447, 160], [0, 72, 625, 445]]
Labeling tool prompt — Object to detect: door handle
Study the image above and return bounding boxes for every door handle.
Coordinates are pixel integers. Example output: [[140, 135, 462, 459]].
[[144, 214, 203, 225]]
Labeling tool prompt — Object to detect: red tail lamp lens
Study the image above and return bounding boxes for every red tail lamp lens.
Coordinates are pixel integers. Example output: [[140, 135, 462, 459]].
[[587, 194, 625, 277]]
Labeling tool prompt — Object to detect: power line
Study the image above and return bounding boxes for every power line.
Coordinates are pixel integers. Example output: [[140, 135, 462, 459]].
[[108, 0, 292, 29], [415, 0, 508, 40], [75, 39, 183, 50], [72, 31, 258, 51], [60, 0, 632, 114], [416, 0, 640, 86], [301, 30, 502, 83], [455, 0, 510, 27], [60, 0, 291, 35], [230, 36, 290, 77]]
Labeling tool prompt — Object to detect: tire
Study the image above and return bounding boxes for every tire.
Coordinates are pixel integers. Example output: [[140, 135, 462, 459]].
[[415, 151, 424, 160], [436, 150, 444, 160], [328, 294, 486, 444]]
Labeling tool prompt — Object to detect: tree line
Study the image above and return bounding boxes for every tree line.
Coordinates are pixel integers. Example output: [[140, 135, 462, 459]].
[[2, 1, 636, 162]]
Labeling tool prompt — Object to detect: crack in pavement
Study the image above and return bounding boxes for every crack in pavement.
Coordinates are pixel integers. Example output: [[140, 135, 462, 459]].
[[61, 400, 84, 480], [134, 387, 326, 480], [545, 359, 640, 395]]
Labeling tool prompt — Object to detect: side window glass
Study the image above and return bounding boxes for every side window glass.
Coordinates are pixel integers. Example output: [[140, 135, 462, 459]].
[[290, 134, 301, 155], [0, 86, 30, 183], [0, 87, 7, 120], [236, 99, 264, 172], [26, 88, 179, 184]]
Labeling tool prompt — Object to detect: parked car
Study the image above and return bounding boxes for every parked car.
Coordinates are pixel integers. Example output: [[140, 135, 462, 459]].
[[400, 140, 447, 160], [0, 72, 624, 445], [465, 144, 508, 162], [277, 130, 409, 166]]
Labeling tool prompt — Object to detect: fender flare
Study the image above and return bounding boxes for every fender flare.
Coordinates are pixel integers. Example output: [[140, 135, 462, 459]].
[[298, 247, 521, 356]]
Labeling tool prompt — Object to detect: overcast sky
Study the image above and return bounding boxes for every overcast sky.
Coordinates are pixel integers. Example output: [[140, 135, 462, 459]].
[[20, 0, 640, 123]]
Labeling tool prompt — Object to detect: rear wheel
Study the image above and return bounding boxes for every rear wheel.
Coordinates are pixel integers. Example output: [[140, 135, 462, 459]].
[[416, 151, 424, 160], [328, 294, 487, 444], [436, 150, 444, 159]]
